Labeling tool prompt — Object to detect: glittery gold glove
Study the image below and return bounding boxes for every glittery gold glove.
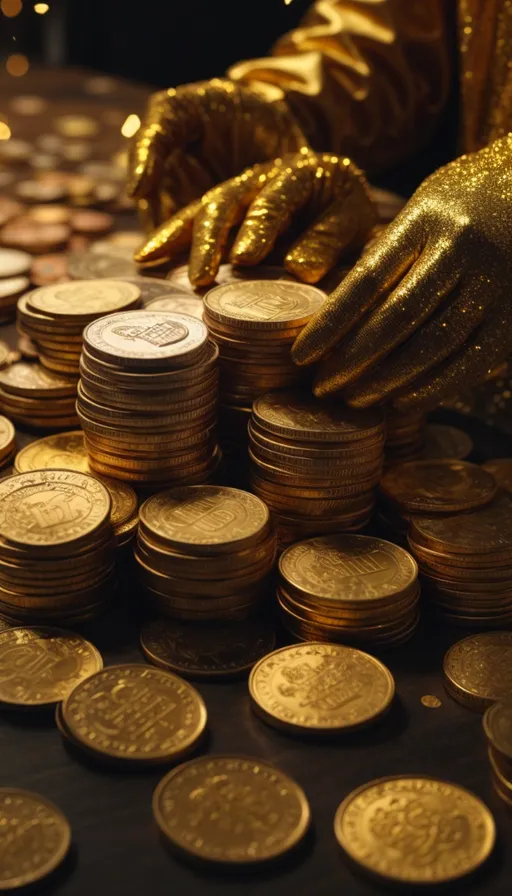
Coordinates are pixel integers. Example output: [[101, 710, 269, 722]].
[[128, 78, 305, 230], [134, 150, 376, 287], [293, 136, 512, 412]]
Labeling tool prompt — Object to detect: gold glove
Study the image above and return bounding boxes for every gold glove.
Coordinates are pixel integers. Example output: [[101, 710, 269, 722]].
[[292, 135, 512, 412], [135, 150, 376, 287], [128, 78, 305, 230]]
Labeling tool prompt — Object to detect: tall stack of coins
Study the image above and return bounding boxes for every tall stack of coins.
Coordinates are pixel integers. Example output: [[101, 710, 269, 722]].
[[77, 310, 220, 486], [0, 361, 78, 429], [484, 702, 512, 807], [203, 281, 325, 457], [409, 495, 512, 627], [384, 407, 426, 465], [0, 470, 115, 624], [278, 535, 420, 648], [249, 392, 385, 547], [17, 279, 141, 375], [136, 486, 276, 621], [0, 416, 15, 471]]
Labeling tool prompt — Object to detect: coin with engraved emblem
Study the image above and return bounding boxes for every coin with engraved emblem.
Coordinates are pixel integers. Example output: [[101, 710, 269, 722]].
[[0, 788, 71, 889], [60, 664, 207, 764], [334, 776, 495, 884], [253, 392, 385, 442], [249, 642, 395, 735], [0, 626, 103, 708], [410, 493, 512, 554], [443, 633, 512, 711], [204, 280, 324, 330], [380, 460, 497, 513], [153, 755, 310, 866], [14, 431, 89, 473], [84, 310, 208, 367], [26, 279, 140, 319]]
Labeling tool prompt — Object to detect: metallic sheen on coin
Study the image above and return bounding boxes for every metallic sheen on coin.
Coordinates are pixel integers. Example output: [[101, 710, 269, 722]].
[[0, 788, 71, 890]]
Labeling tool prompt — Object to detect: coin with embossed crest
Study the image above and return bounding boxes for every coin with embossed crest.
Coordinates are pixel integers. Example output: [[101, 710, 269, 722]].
[[249, 643, 395, 735], [84, 310, 208, 367], [334, 776, 495, 884], [253, 391, 385, 442], [153, 755, 310, 866], [204, 280, 324, 330], [443, 633, 512, 711], [26, 279, 140, 319], [0, 626, 103, 708], [61, 664, 207, 764], [0, 788, 71, 889], [15, 431, 89, 473], [380, 460, 497, 513]]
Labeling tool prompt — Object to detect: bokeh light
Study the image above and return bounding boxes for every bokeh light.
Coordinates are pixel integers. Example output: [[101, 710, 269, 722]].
[[121, 114, 141, 138], [34, 2, 49, 12], [1, 0, 23, 17], [6, 54, 30, 77], [0, 122, 11, 141]]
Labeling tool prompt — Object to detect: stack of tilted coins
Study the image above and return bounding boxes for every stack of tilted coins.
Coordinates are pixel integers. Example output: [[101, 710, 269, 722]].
[[77, 310, 220, 487], [0, 416, 15, 471], [14, 431, 139, 551], [278, 535, 420, 648], [249, 391, 385, 548], [384, 407, 426, 465], [0, 361, 78, 429], [409, 494, 512, 627], [136, 486, 276, 621], [17, 280, 141, 375], [0, 470, 115, 624], [484, 701, 512, 808], [203, 281, 325, 459]]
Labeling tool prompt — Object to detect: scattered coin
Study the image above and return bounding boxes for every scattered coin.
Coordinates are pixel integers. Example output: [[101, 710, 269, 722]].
[[30, 254, 69, 286], [0, 788, 71, 889], [0, 247, 32, 278], [443, 632, 512, 711], [70, 210, 114, 234]]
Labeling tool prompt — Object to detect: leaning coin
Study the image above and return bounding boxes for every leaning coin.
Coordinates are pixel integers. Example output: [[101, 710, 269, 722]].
[[443, 632, 512, 711], [0, 788, 71, 889], [249, 643, 395, 735], [334, 776, 495, 885], [153, 755, 310, 867]]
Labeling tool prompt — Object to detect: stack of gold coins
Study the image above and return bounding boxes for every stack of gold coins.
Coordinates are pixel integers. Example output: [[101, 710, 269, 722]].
[[278, 535, 420, 648], [14, 431, 139, 550], [0, 470, 115, 625], [203, 281, 325, 457], [17, 279, 141, 375], [0, 416, 15, 470], [483, 701, 512, 807], [136, 486, 276, 621], [77, 310, 220, 487], [249, 391, 385, 548], [384, 407, 426, 465], [410, 497, 512, 627], [0, 361, 78, 429]]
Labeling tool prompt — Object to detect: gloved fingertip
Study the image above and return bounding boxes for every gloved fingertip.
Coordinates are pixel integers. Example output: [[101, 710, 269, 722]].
[[285, 253, 324, 284]]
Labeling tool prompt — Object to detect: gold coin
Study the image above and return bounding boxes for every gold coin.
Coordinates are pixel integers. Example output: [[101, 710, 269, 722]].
[[334, 776, 495, 885], [15, 430, 88, 473], [0, 362, 76, 398], [482, 458, 512, 494], [0, 416, 15, 458], [204, 279, 324, 330], [443, 632, 512, 711], [253, 391, 385, 442], [0, 788, 71, 889], [249, 642, 394, 735], [84, 310, 208, 368], [95, 475, 137, 528], [0, 470, 111, 548], [61, 664, 207, 764], [424, 424, 473, 460], [0, 626, 102, 708], [146, 294, 204, 319], [380, 460, 496, 513], [410, 493, 512, 555], [483, 701, 512, 760], [140, 485, 270, 554], [153, 755, 311, 866], [26, 279, 141, 319]]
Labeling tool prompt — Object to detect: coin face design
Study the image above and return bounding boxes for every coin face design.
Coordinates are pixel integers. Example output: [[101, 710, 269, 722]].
[[0, 788, 71, 890], [140, 486, 270, 550], [279, 536, 417, 603], [27, 279, 140, 318], [484, 702, 512, 759], [334, 776, 495, 884], [205, 280, 324, 328], [95, 475, 137, 527], [410, 493, 512, 553], [153, 756, 311, 864], [84, 311, 207, 364], [380, 461, 496, 512], [249, 643, 395, 733], [0, 627, 103, 707], [443, 633, 512, 708], [61, 664, 207, 762], [0, 470, 111, 547], [15, 431, 89, 473], [253, 392, 385, 440], [0, 362, 76, 396], [146, 295, 204, 319]]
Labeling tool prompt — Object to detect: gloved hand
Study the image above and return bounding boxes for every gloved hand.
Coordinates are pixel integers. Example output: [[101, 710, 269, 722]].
[[128, 78, 305, 230], [134, 150, 376, 287], [293, 136, 512, 411]]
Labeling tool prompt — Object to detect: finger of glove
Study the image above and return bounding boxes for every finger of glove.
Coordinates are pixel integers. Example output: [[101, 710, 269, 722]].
[[134, 199, 201, 266], [230, 163, 313, 266], [292, 204, 424, 366], [393, 301, 512, 412], [331, 241, 462, 389], [345, 281, 491, 407]]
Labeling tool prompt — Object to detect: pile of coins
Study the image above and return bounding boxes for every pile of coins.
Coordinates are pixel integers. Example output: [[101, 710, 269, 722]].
[[17, 279, 141, 375], [249, 392, 385, 547], [77, 310, 220, 486], [0, 247, 31, 321], [484, 701, 512, 808], [0, 361, 78, 429], [136, 486, 276, 621], [203, 281, 325, 457], [384, 407, 426, 465], [409, 495, 512, 627], [277, 535, 420, 648], [0, 470, 116, 625], [0, 415, 15, 471], [13, 431, 139, 551]]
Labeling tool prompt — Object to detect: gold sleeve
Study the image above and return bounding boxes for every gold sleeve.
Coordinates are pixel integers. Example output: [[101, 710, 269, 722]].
[[229, 0, 451, 172]]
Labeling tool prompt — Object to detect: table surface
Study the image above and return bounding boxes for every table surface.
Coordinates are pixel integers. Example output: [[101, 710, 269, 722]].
[[1, 68, 512, 896]]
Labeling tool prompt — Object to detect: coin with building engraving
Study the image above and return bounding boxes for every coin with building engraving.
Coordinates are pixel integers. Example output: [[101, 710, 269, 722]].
[[61, 664, 207, 764], [0, 788, 71, 890], [249, 642, 395, 735], [443, 632, 512, 711], [14, 431, 89, 473], [153, 755, 310, 866], [334, 775, 495, 884], [0, 626, 103, 708], [27, 279, 140, 319], [0, 470, 111, 547], [253, 392, 385, 441], [84, 310, 207, 366], [380, 460, 496, 513], [204, 280, 324, 329]]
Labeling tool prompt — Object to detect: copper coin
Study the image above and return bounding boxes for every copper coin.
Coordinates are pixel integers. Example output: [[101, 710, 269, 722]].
[[30, 254, 70, 286], [70, 210, 114, 235], [1, 222, 70, 254], [0, 197, 24, 228], [28, 205, 70, 226]]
